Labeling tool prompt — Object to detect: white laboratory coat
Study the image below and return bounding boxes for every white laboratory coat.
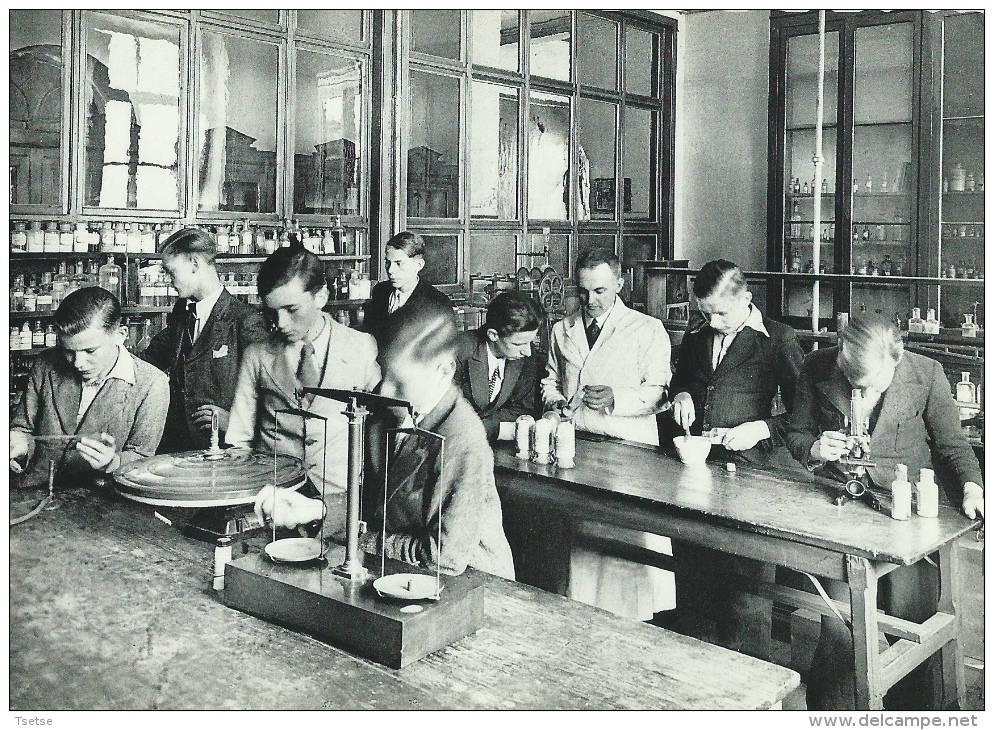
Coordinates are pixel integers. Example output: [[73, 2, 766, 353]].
[[541, 298, 676, 620]]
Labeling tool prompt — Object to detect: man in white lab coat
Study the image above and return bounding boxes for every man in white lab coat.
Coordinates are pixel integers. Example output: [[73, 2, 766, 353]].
[[541, 249, 673, 621]]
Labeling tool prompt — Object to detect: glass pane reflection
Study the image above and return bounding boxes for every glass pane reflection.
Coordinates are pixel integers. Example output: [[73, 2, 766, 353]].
[[577, 98, 617, 221], [471, 10, 519, 71], [421, 233, 459, 285], [625, 27, 655, 97], [624, 107, 655, 220], [529, 10, 571, 81], [526, 232, 569, 277], [469, 233, 516, 276], [408, 70, 461, 218], [528, 91, 570, 220], [412, 10, 461, 59], [297, 10, 363, 44], [294, 51, 362, 216], [198, 31, 278, 213], [578, 13, 616, 90], [10, 9, 63, 207], [471, 81, 518, 219], [84, 12, 182, 210]]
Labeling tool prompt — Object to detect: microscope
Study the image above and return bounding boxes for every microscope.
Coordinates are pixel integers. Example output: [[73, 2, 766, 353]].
[[833, 389, 881, 511]]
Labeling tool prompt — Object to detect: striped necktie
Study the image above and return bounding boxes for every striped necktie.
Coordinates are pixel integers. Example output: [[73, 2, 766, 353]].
[[488, 366, 501, 403]]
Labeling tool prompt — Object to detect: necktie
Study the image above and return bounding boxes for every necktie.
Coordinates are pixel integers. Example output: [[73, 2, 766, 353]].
[[297, 340, 321, 391], [586, 319, 601, 349], [182, 301, 198, 356], [387, 289, 402, 314], [488, 366, 501, 403]]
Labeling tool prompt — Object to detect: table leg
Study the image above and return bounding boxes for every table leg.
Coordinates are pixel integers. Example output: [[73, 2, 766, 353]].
[[937, 541, 966, 709], [847, 555, 883, 710]]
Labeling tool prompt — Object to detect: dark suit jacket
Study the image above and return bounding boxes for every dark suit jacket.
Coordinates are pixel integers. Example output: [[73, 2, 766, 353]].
[[140, 288, 266, 452], [454, 329, 539, 443], [361, 385, 515, 579], [361, 278, 453, 348], [668, 312, 803, 466], [11, 347, 169, 490], [786, 347, 983, 500]]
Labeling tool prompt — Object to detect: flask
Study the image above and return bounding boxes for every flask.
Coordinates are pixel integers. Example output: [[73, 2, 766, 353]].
[[98, 256, 122, 300], [891, 464, 912, 521], [10, 222, 27, 253], [26, 221, 44, 252], [44, 324, 57, 348], [915, 468, 938, 518], [956, 372, 977, 403]]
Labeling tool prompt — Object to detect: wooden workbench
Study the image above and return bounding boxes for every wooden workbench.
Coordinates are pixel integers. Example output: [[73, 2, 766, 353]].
[[9, 488, 799, 710], [495, 436, 979, 710]]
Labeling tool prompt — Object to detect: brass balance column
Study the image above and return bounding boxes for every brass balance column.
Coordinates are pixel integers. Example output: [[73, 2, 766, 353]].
[[332, 396, 369, 581]]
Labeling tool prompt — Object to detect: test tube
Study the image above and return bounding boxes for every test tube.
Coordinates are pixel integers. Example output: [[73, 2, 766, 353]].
[[515, 415, 535, 460], [532, 418, 554, 465], [555, 420, 575, 469]]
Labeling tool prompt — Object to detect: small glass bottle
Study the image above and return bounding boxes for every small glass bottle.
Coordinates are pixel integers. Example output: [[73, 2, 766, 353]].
[[961, 314, 978, 339], [36, 274, 53, 312], [821, 178, 828, 193], [951, 163, 966, 192], [42, 221, 60, 252], [123, 222, 138, 253], [880, 254, 893, 276], [10, 222, 27, 253], [10, 326, 22, 351], [98, 255, 122, 300], [956, 372, 977, 403], [802, 180, 809, 195], [99, 221, 115, 252], [10, 274, 25, 311], [916, 468, 939, 518], [20, 321, 33, 350], [26, 220, 44, 252], [881, 171, 888, 193], [792, 177, 800, 194], [862, 225, 870, 241], [908, 307, 923, 333], [924, 308, 940, 335], [44, 324, 57, 348], [22, 277, 37, 312], [113, 222, 127, 253], [965, 172, 976, 192], [323, 227, 337, 255], [891, 464, 912, 521], [58, 222, 74, 253], [865, 174, 872, 194], [31, 320, 45, 348], [141, 223, 156, 254], [240, 219, 254, 254]]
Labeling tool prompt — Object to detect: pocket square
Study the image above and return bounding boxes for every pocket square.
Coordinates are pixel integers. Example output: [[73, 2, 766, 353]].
[[212, 345, 229, 358]]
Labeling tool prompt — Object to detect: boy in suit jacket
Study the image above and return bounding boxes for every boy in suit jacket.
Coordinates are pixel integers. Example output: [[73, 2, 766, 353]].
[[10, 287, 169, 490], [455, 291, 543, 443], [541, 249, 673, 622], [227, 245, 380, 534], [140, 228, 267, 453], [787, 314, 983, 710], [361, 231, 453, 349], [670, 259, 804, 466], [255, 304, 515, 579]]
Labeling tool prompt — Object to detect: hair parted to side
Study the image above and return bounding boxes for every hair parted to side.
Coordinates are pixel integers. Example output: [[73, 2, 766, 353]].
[[838, 313, 904, 383], [484, 291, 543, 338], [380, 301, 460, 367], [159, 227, 218, 264], [575, 248, 621, 277], [693, 259, 748, 300], [385, 231, 426, 259], [53, 286, 122, 338], [257, 245, 328, 299]]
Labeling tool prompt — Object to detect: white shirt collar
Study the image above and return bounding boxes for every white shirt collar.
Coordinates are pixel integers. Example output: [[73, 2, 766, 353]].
[[485, 341, 505, 379], [590, 297, 617, 329], [82, 345, 136, 389], [390, 278, 419, 310], [287, 312, 331, 370], [192, 284, 224, 325], [739, 304, 769, 338]]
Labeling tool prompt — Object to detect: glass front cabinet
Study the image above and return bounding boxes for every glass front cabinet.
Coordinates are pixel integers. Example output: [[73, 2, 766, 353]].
[[768, 10, 984, 334]]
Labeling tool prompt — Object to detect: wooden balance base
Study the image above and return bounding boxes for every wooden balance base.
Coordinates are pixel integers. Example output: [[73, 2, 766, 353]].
[[222, 544, 486, 669]]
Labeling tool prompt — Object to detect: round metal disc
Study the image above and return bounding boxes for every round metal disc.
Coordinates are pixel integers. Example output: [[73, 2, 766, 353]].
[[114, 450, 306, 507]]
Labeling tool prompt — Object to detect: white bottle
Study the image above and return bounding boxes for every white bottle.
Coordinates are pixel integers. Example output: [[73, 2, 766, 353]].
[[924, 308, 940, 335], [10, 222, 27, 253], [26, 221, 44, 252], [43, 222, 60, 252], [891, 464, 912, 521], [916, 468, 939, 518], [58, 222, 74, 253], [20, 322, 33, 350]]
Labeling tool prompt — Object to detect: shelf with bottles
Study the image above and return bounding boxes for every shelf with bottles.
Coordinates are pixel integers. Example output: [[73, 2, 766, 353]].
[[10, 313, 169, 357], [938, 259, 984, 280]]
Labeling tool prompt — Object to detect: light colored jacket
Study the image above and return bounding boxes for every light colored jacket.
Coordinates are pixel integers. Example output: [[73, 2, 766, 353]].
[[541, 298, 671, 445], [226, 316, 381, 493]]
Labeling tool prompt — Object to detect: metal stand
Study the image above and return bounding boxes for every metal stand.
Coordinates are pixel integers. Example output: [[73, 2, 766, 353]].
[[331, 396, 370, 582], [833, 389, 880, 511]]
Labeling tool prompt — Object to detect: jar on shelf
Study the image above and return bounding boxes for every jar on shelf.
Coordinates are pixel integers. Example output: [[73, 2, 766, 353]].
[[950, 163, 966, 192], [43, 221, 60, 252], [10, 222, 27, 253], [26, 221, 44, 252], [58, 222, 74, 253], [965, 173, 976, 192]]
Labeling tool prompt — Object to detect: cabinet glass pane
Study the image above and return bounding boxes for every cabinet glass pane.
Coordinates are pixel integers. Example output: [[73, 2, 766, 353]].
[[297, 10, 363, 44], [293, 52, 362, 216], [785, 282, 834, 324], [940, 287, 984, 330], [623, 107, 655, 220], [412, 10, 461, 60], [84, 13, 181, 210], [943, 13, 984, 118], [526, 232, 569, 277], [625, 27, 656, 97], [854, 24, 912, 125], [939, 13, 984, 289], [10, 9, 63, 207], [577, 99, 617, 221], [421, 233, 459, 285], [851, 284, 910, 324], [578, 13, 617, 90], [471, 10, 519, 71], [852, 23, 914, 280], [217, 9, 279, 24], [623, 234, 656, 306], [578, 233, 616, 259], [470, 82, 518, 219], [785, 127, 837, 272], [408, 70, 460, 218], [197, 32, 278, 213], [528, 92, 571, 220], [786, 31, 839, 128], [529, 10, 571, 81], [469, 233, 516, 277]]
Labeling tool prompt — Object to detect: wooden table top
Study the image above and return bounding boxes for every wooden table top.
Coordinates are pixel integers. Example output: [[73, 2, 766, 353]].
[[10, 490, 799, 710], [495, 437, 978, 566]]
